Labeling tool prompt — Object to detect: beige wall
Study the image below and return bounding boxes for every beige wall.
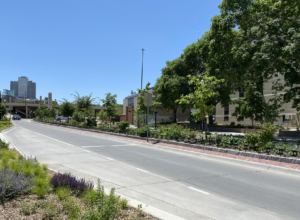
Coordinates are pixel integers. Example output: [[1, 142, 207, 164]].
[[123, 95, 190, 122], [214, 75, 299, 125]]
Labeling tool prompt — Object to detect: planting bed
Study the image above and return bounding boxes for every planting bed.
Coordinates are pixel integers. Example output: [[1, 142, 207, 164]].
[[0, 140, 160, 220]]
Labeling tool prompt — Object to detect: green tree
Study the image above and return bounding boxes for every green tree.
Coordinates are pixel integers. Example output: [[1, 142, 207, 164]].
[[178, 75, 224, 122], [133, 110, 145, 128], [207, 0, 300, 110], [35, 102, 46, 119], [72, 92, 96, 111], [101, 93, 117, 126], [0, 103, 8, 120], [60, 100, 75, 123], [98, 109, 107, 124], [153, 61, 190, 123]]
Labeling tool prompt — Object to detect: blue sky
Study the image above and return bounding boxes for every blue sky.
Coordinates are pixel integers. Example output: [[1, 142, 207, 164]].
[[0, 0, 222, 104]]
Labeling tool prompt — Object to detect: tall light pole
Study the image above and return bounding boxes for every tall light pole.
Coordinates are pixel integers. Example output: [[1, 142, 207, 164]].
[[141, 49, 145, 90], [25, 91, 27, 118]]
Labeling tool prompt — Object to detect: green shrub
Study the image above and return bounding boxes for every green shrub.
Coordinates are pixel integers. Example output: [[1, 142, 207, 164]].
[[120, 198, 128, 209], [136, 126, 148, 137], [56, 187, 71, 200], [117, 121, 130, 131], [0, 140, 9, 150], [245, 132, 260, 146], [258, 123, 277, 145], [80, 179, 120, 220]]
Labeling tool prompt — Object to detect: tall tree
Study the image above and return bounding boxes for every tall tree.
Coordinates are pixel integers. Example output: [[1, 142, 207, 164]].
[[101, 93, 117, 125], [153, 58, 191, 123], [98, 109, 107, 123], [209, 0, 300, 110], [178, 75, 224, 138], [71, 92, 96, 111], [60, 100, 75, 123], [0, 103, 7, 120]]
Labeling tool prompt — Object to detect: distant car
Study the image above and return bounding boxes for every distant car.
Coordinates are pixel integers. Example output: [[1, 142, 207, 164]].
[[13, 114, 21, 120], [55, 115, 72, 121]]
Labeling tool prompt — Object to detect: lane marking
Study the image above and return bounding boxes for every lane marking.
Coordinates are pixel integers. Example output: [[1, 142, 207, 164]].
[[111, 144, 137, 146], [106, 157, 114, 161], [136, 168, 149, 173], [84, 150, 91, 153], [82, 146, 106, 148], [188, 187, 210, 195]]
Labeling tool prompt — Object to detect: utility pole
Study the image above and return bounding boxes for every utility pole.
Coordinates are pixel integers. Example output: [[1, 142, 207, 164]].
[[141, 49, 145, 90]]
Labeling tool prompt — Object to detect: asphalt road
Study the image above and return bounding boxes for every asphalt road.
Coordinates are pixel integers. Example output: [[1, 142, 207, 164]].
[[4, 120, 300, 220]]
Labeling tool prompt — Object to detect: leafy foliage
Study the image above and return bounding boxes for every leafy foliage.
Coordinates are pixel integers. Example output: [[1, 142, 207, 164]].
[[72, 92, 96, 111], [101, 93, 117, 124], [60, 99, 75, 121], [117, 121, 130, 131], [177, 75, 224, 122], [0, 103, 8, 119], [80, 179, 120, 220]]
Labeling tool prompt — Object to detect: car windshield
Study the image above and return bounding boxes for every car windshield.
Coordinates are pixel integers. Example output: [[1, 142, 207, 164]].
[[14, 115, 20, 117]]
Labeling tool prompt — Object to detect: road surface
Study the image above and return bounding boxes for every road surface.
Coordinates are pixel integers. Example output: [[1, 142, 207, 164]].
[[3, 120, 300, 220]]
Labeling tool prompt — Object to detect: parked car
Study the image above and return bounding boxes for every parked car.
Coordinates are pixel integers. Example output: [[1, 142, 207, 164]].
[[55, 115, 71, 121], [13, 114, 21, 120]]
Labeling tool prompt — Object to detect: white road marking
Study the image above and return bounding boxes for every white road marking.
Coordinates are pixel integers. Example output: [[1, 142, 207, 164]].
[[84, 150, 91, 153], [82, 146, 106, 148], [136, 168, 149, 173], [111, 144, 137, 146], [188, 187, 210, 195], [106, 157, 114, 161]]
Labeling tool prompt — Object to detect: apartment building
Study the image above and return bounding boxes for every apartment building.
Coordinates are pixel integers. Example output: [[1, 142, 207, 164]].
[[214, 75, 299, 126]]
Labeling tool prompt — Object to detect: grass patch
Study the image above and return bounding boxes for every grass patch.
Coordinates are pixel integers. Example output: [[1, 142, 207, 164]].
[[0, 120, 12, 132]]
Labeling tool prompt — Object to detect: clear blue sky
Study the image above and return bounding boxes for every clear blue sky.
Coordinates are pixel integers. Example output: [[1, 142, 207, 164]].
[[0, 0, 222, 104]]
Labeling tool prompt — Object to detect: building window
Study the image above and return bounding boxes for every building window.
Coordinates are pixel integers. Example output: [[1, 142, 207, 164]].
[[224, 116, 229, 122], [128, 98, 134, 107], [224, 106, 229, 115], [283, 115, 290, 122], [239, 91, 244, 98]]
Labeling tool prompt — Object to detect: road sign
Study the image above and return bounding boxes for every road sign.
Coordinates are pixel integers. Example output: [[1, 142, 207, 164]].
[[9, 105, 13, 110], [144, 92, 153, 106]]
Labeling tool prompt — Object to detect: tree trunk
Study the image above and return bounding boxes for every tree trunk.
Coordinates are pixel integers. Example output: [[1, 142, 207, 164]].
[[209, 115, 213, 125], [173, 107, 177, 123]]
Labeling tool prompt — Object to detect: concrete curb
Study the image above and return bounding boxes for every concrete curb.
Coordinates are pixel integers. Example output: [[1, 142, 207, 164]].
[[34, 121, 300, 165], [2, 126, 26, 157]]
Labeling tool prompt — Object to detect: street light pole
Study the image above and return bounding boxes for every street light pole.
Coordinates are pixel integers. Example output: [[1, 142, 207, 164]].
[[25, 91, 27, 118], [0, 91, 2, 121], [141, 49, 145, 90]]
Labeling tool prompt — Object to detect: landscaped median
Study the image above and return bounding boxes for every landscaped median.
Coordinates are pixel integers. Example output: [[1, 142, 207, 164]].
[[34, 119, 300, 166], [0, 120, 13, 133], [0, 138, 159, 219]]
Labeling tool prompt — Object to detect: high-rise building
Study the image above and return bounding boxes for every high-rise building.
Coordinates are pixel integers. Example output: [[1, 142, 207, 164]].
[[18, 76, 28, 98], [10, 81, 18, 97], [10, 76, 36, 99], [27, 81, 36, 99]]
